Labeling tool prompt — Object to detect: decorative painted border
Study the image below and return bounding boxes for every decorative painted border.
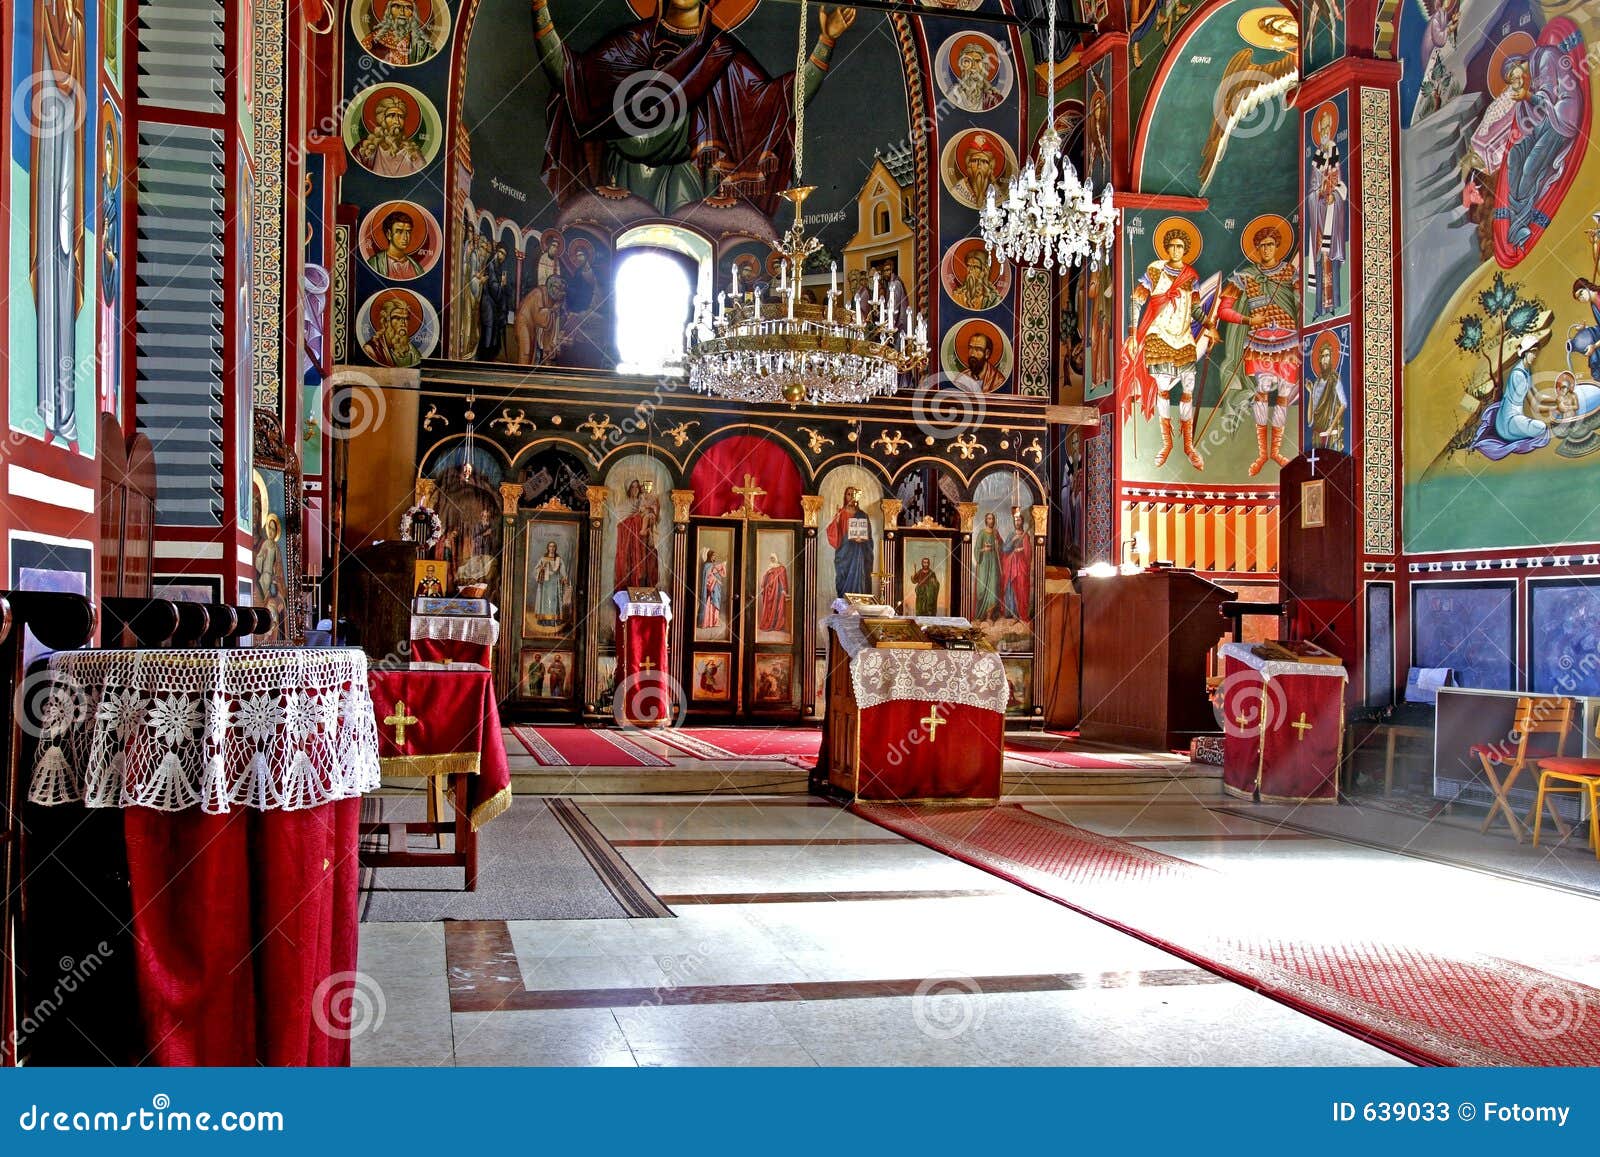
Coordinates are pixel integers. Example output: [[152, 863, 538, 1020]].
[[1359, 86, 1394, 556], [251, 0, 286, 410], [332, 222, 351, 365], [1018, 268, 1051, 397]]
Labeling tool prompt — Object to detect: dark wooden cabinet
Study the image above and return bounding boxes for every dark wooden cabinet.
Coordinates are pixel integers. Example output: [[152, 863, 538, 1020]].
[[1079, 569, 1234, 749]]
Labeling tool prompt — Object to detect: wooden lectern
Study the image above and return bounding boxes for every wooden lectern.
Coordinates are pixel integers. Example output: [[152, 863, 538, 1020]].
[[1079, 568, 1234, 749]]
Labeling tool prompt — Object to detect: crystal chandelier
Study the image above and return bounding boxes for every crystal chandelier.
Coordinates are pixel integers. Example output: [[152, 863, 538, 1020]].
[[980, 0, 1117, 272], [685, 2, 929, 407]]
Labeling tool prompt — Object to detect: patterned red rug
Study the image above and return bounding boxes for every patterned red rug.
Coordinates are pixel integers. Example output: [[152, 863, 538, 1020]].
[[508, 726, 671, 768], [855, 803, 1600, 1066], [651, 727, 820, 766]]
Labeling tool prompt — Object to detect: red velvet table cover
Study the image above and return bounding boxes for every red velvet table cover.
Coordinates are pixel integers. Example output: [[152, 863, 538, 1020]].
[[410, 637, 493, 666], [617, 614, 671, 725], [857, 700, 1004, 801], [1220, 644, 1347, 803], [25, 646, 380, 1066], [367, 663, 511, 829]]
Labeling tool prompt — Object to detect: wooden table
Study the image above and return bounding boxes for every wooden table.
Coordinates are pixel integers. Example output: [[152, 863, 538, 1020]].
[[364, 663, 511, 890]]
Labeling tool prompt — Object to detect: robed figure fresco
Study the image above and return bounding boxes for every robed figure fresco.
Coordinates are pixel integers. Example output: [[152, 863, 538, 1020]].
[[757, 553, 789, 633], [974, 511, 1002, 621], [531, 539, 570, 629], [826, 487, 873, 599], [613, 478, 661, 591], [910, 557, 939, 617], [698, 548, 727, 629], [1000, 509, 1032, 623], [531, 2, 858, 217], [33, 0, 86, 447]]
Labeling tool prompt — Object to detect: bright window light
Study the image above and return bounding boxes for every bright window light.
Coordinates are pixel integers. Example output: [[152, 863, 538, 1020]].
[[615, 250, 691, 376]]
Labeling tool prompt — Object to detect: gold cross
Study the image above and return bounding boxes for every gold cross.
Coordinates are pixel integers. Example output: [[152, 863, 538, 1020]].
[[1290, 712, 1313, 741], [732, 473, 767, 518], [640, 658, 657, 672], [1234, 713, 1250, 732], [921, 705, 946, 742], [384, 700, 419, 746]]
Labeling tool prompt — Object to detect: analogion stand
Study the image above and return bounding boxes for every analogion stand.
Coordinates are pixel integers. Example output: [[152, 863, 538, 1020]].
[[1219, 642, 1348, 803], [814, 615, 1008, 802], [613, 590, 673, 726]]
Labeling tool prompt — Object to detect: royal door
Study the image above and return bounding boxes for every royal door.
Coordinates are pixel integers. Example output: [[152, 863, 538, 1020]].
[[684, 516, 804, 722]]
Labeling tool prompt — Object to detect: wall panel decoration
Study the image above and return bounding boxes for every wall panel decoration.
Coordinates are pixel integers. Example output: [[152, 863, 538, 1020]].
[[1365, 580, 1394, 708], [1410, 580, 1517, 692], [1529, 578, 1600, 697]]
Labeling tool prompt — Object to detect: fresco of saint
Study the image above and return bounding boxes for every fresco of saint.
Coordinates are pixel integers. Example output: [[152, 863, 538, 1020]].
[[974, 511, 1002, 621], [1306, 331, 1348, 452], [531, 540, 570, 629], [757, 554, 789, 634], [353, 91, 429, 177], [910, 557, 939, 616], [358, 0, 445, 67], [363, 295, 425, 368], [698, 548, 727, 629], [531, 1, 857, 217], [1305, 102, 1347, 320], [1121, 219, 1213, 470], [1215, 216, 1301, 476]]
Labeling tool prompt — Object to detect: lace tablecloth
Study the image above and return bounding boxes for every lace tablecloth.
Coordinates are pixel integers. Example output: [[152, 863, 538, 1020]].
[[28, 647, 381, 813], [824, 615, 1009, 713], [409, 614, 500, 646]]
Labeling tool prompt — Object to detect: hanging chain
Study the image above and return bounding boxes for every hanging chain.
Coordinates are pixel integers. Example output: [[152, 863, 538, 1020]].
[[794, 0, 807, 182], [1046, 0, 1056, 76]]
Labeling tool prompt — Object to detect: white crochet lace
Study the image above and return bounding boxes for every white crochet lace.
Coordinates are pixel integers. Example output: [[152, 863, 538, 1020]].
[[824, 616, 1010, 713], [409, 614, 500, 646], [29, 648, 382, 813]]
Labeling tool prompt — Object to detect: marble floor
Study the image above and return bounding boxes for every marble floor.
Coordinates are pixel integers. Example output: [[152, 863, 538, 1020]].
[[348, 759, 1600, 1067]]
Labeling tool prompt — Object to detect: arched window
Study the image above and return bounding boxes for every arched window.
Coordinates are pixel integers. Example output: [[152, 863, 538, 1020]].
[[613, 223, 712, 376], [874, 202, 890, 236]]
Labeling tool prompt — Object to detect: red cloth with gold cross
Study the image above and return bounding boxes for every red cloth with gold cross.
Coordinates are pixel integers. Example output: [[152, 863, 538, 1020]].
[[1220, 642, 1346, 803]]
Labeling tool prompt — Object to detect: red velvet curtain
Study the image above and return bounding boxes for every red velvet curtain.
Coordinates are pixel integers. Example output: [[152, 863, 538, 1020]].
[[688, 435, 804, 519]]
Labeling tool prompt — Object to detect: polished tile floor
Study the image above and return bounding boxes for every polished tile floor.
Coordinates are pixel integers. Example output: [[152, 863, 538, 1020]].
[[350, 751, 1600, 1068]]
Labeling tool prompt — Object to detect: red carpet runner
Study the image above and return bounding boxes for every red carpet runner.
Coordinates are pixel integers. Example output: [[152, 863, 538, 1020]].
[[651, 727, 821, 766], [855, 803, 1600, 1066], [509, 726, 671, 768]]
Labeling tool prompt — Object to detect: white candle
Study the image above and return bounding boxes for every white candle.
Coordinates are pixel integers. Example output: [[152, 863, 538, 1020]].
[[830, 261, 838, 297]]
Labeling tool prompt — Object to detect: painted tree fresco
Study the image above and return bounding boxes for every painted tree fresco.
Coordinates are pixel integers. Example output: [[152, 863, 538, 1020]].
[[1399, 2, 1600, 552]]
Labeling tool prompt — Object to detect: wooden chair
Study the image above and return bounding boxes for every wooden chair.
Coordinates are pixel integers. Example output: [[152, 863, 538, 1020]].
[[1471, 696, 1573, 843], [1534, 718, 1600, 860]]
